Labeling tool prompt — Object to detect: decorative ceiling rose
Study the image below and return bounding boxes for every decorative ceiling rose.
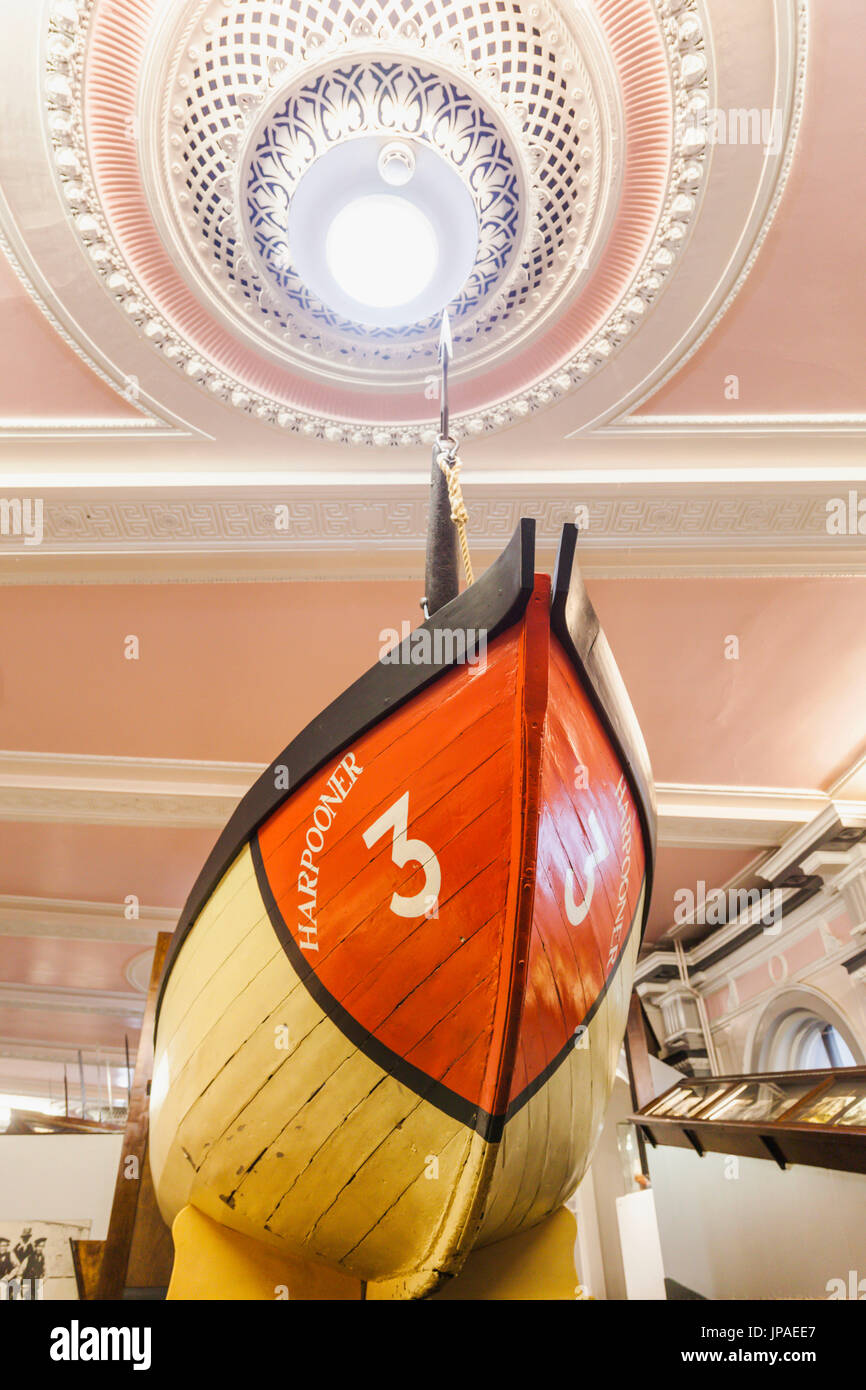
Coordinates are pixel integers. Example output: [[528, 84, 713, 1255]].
[[44, 0, 708, 444], [141, 1, 619, 383], [228, 62, 525, 359]]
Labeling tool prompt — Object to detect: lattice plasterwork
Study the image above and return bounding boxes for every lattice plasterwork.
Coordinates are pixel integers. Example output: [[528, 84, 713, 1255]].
[[149, 2, 612, 378], [43, 0, 716, 445]]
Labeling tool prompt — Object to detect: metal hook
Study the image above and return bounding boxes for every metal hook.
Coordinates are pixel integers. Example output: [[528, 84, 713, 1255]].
[[436, 431, 460, 464]]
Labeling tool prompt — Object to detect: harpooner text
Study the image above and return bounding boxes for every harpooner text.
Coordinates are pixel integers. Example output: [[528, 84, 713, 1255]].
[[296, 752, 363, 952], [607, 774, 634, 968]]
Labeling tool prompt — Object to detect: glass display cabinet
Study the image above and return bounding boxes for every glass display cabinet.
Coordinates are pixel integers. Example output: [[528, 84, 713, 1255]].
[[632, 1067, 866, 1175]]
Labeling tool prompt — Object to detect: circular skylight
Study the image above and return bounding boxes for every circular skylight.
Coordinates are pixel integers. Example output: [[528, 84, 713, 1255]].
[[325, 195, 439, 311], [286, 137, 480, 329]]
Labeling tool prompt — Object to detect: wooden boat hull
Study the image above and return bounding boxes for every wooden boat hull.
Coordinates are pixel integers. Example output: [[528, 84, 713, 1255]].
[[150, 522, 656, 1298]]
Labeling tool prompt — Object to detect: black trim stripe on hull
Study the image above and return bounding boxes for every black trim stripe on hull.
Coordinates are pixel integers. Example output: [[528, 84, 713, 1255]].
[[250, 832, 504, 1142], [551, 523, 657, 946], [252, 826, 646, 1139]]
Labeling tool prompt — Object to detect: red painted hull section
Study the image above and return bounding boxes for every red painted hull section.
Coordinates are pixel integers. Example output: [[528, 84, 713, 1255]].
[[256, 577, 647, 1131]]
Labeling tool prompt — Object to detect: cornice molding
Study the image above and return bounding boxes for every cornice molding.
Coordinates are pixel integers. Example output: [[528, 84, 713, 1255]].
[[0, 894, 175, 946], [0, 418, 186, 439], [759, 803, 866, 884], [0, 750, 258, 828], [0, 1036, 131, 1067], [656, 784, 829, 850], [0, 980, 144, 1021], [2, 484, 864, 580], [640, 801, 866, 975], [0, 752, 859, 853], [612, 413, 866, 437]]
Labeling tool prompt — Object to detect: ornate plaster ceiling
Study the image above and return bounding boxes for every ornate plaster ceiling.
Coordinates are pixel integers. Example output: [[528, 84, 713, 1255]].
[[6, 0, 865, 582], [3, 0, 866, 1120], [29, 0, 800, 448]]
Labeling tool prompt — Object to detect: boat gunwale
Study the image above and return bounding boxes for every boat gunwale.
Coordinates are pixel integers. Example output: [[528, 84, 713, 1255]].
[[550, 521, 657, 940]]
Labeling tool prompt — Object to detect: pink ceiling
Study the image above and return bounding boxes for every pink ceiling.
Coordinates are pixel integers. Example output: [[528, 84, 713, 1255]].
[[637, 0, 866, 417], [0, 937, 145, 995], [645, 846, 759, 945], [0, 579, 424, 763], [0, 252, 139, 420], [2, 575, 863, 788], [0, 1005, 136, 1048], [590, 575, 866, 789], [0, 824, 216, 907]]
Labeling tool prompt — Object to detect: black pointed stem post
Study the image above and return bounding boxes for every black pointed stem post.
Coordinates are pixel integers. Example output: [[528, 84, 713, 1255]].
[[424, 311, 460, 617]]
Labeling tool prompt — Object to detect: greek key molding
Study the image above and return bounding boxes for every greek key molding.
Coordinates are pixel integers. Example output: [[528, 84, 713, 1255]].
[[0, 488, 856, 553]]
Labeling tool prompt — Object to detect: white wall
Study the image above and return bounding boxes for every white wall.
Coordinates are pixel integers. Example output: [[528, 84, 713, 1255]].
[[0, 1135, 122, 1240], [648, 1144, 866, 1300], [583, 1076, 632, 1299]]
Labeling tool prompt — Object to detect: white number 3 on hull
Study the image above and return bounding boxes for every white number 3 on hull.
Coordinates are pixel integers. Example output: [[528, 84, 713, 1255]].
[[363, 791, 442, 919], [565, 809, 610, 926]]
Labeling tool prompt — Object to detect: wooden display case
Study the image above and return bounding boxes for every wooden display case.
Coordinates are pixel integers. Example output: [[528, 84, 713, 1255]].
[[632, 1067, 866, 1175]]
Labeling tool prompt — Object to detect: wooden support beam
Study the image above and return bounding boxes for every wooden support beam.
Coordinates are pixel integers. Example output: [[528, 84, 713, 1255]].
[[70, 1240, 105, 1301], [624, 992, 657, 1175], [624, 991, 656, 1110], [94, 933, 172, 1301]]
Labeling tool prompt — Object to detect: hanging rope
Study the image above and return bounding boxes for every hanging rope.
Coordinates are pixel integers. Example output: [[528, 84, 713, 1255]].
[[435, 435, 474, 587]]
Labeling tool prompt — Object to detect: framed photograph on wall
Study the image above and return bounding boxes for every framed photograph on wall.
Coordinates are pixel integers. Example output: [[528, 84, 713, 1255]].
[[0, 1220, 91, 1301]]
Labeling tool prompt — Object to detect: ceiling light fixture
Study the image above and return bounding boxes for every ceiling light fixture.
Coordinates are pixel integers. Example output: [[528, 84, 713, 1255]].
[[326, 195, 438, 309], [287, 137, 479, 328]]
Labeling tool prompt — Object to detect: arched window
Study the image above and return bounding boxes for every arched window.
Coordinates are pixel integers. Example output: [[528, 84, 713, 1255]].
[[782, 1016, 856, 1070], [748, 989, 864, 1072]]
